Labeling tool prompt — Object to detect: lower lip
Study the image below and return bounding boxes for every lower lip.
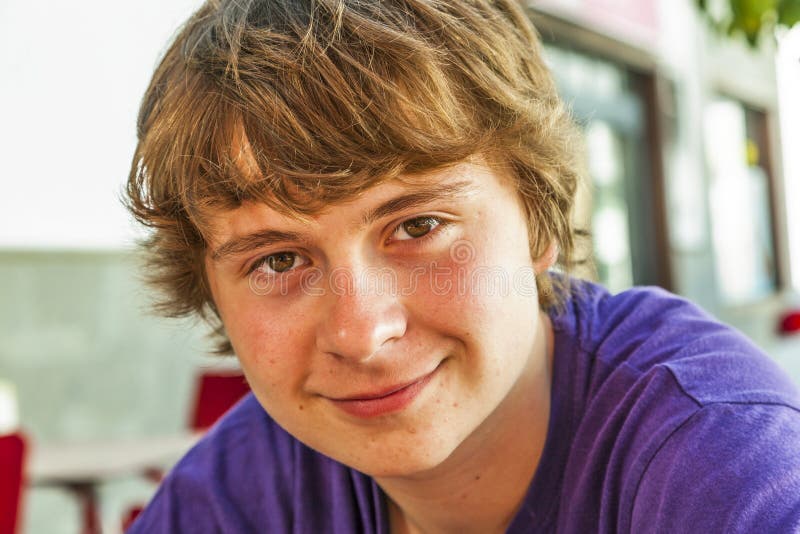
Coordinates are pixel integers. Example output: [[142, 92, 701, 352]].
[[330, 369, 438, 419]]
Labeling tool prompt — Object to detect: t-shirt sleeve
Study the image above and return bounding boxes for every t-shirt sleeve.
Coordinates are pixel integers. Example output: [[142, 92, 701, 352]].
[[631, 402, 800, 533], [125, 395, 297, 533], [126, 467, 226, 534], [125, 393, 386, 533], [125, 437, 296, 534]]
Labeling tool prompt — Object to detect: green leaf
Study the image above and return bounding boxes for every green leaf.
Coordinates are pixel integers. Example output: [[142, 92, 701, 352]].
[[728, 0, 780, 46], [695, 0, 799, 46], [730, 0, 778, 19], [730, 13, 763, 43], [779, 0, 800, 26]]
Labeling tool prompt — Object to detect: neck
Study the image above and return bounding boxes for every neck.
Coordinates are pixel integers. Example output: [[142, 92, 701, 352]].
[[378, 314, 554, 534]]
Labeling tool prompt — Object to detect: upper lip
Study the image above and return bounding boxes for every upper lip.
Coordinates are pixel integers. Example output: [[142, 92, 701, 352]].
[[328, 367, 437, 401]]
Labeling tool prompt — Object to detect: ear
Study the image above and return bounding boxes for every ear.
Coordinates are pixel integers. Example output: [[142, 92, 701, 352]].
[[533, 240, 559, 274]]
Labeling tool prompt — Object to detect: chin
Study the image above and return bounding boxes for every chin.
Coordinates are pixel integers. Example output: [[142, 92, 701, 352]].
[[345, 431, 463, 479], [360, 455, 449, 479]]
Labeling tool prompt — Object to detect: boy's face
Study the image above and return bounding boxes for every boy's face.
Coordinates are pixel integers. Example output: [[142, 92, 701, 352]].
[[204, 158, 553, 477]]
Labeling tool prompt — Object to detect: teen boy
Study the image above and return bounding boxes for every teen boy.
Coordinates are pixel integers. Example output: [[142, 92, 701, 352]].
[[125, 0, 800, 532]]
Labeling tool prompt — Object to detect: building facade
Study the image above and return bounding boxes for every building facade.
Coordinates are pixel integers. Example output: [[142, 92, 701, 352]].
[[526, 0, 800, 377]]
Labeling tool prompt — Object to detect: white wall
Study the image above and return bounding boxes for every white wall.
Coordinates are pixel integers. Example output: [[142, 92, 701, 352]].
[[777, 26, 800, 293], [0, 0, 202, 250], [0, 4, 215, 532]]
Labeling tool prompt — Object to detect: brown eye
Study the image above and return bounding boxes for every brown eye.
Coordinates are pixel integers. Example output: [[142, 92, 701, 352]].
[[266, 252, 297, 273], [400, 217, 439, 239]]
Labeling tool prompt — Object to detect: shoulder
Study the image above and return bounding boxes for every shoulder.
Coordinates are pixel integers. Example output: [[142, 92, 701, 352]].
[[128, 394, 384, 533], [554, 279, 799, 407], [128, 394, 298, 532], [550, 280, 800, 531], [631, 401, 800, 533]]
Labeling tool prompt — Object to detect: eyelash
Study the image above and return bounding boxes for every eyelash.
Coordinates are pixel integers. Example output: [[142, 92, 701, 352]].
[[388, 215, 450, 244], [246, 215, 451, 276]]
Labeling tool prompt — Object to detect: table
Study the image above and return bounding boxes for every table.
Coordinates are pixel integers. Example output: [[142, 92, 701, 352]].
[[29, 432, 201, 534]]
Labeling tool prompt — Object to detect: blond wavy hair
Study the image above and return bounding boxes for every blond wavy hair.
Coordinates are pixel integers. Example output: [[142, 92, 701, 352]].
[[125, 0, 583, 354]]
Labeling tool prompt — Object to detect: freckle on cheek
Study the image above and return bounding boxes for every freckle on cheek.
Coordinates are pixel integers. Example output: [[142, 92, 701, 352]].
[[452, 402, 459, 408]]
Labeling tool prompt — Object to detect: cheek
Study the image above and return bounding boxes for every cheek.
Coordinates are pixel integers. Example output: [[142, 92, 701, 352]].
[[405, 251, 538, 336], [223, 297, 314, 392], [402, 230, 540, 381]]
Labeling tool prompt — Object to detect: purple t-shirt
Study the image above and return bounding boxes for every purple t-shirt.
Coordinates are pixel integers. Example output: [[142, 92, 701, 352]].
[[130, 281, 800, 533]]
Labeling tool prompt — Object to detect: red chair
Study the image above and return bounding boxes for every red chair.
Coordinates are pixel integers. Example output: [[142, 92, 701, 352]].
[[778, 309, 800, 336], [189, 371, 252, 431], [0, 432, 27, 534], [123, 371, 250, 531]]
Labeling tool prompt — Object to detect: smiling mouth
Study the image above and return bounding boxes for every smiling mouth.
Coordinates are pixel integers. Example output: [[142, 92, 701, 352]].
[[328, 366, 440, 419]]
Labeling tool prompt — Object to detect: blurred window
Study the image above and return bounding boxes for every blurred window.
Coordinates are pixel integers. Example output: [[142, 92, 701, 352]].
[[704, 97, 779, 305], [543, 44, 667, 294]]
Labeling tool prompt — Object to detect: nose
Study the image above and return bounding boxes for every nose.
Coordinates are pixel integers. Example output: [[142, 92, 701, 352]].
[[315, 267, 407, 362]]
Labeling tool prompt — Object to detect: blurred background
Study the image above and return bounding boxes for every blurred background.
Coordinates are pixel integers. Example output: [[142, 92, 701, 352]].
[[1, 0, 799, 532]]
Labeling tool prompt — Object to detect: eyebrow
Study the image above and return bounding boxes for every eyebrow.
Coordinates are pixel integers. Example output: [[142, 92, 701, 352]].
[[361, 180, 475, 226], [211, 229, 305, 262], [210, 179, 475, 263]]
